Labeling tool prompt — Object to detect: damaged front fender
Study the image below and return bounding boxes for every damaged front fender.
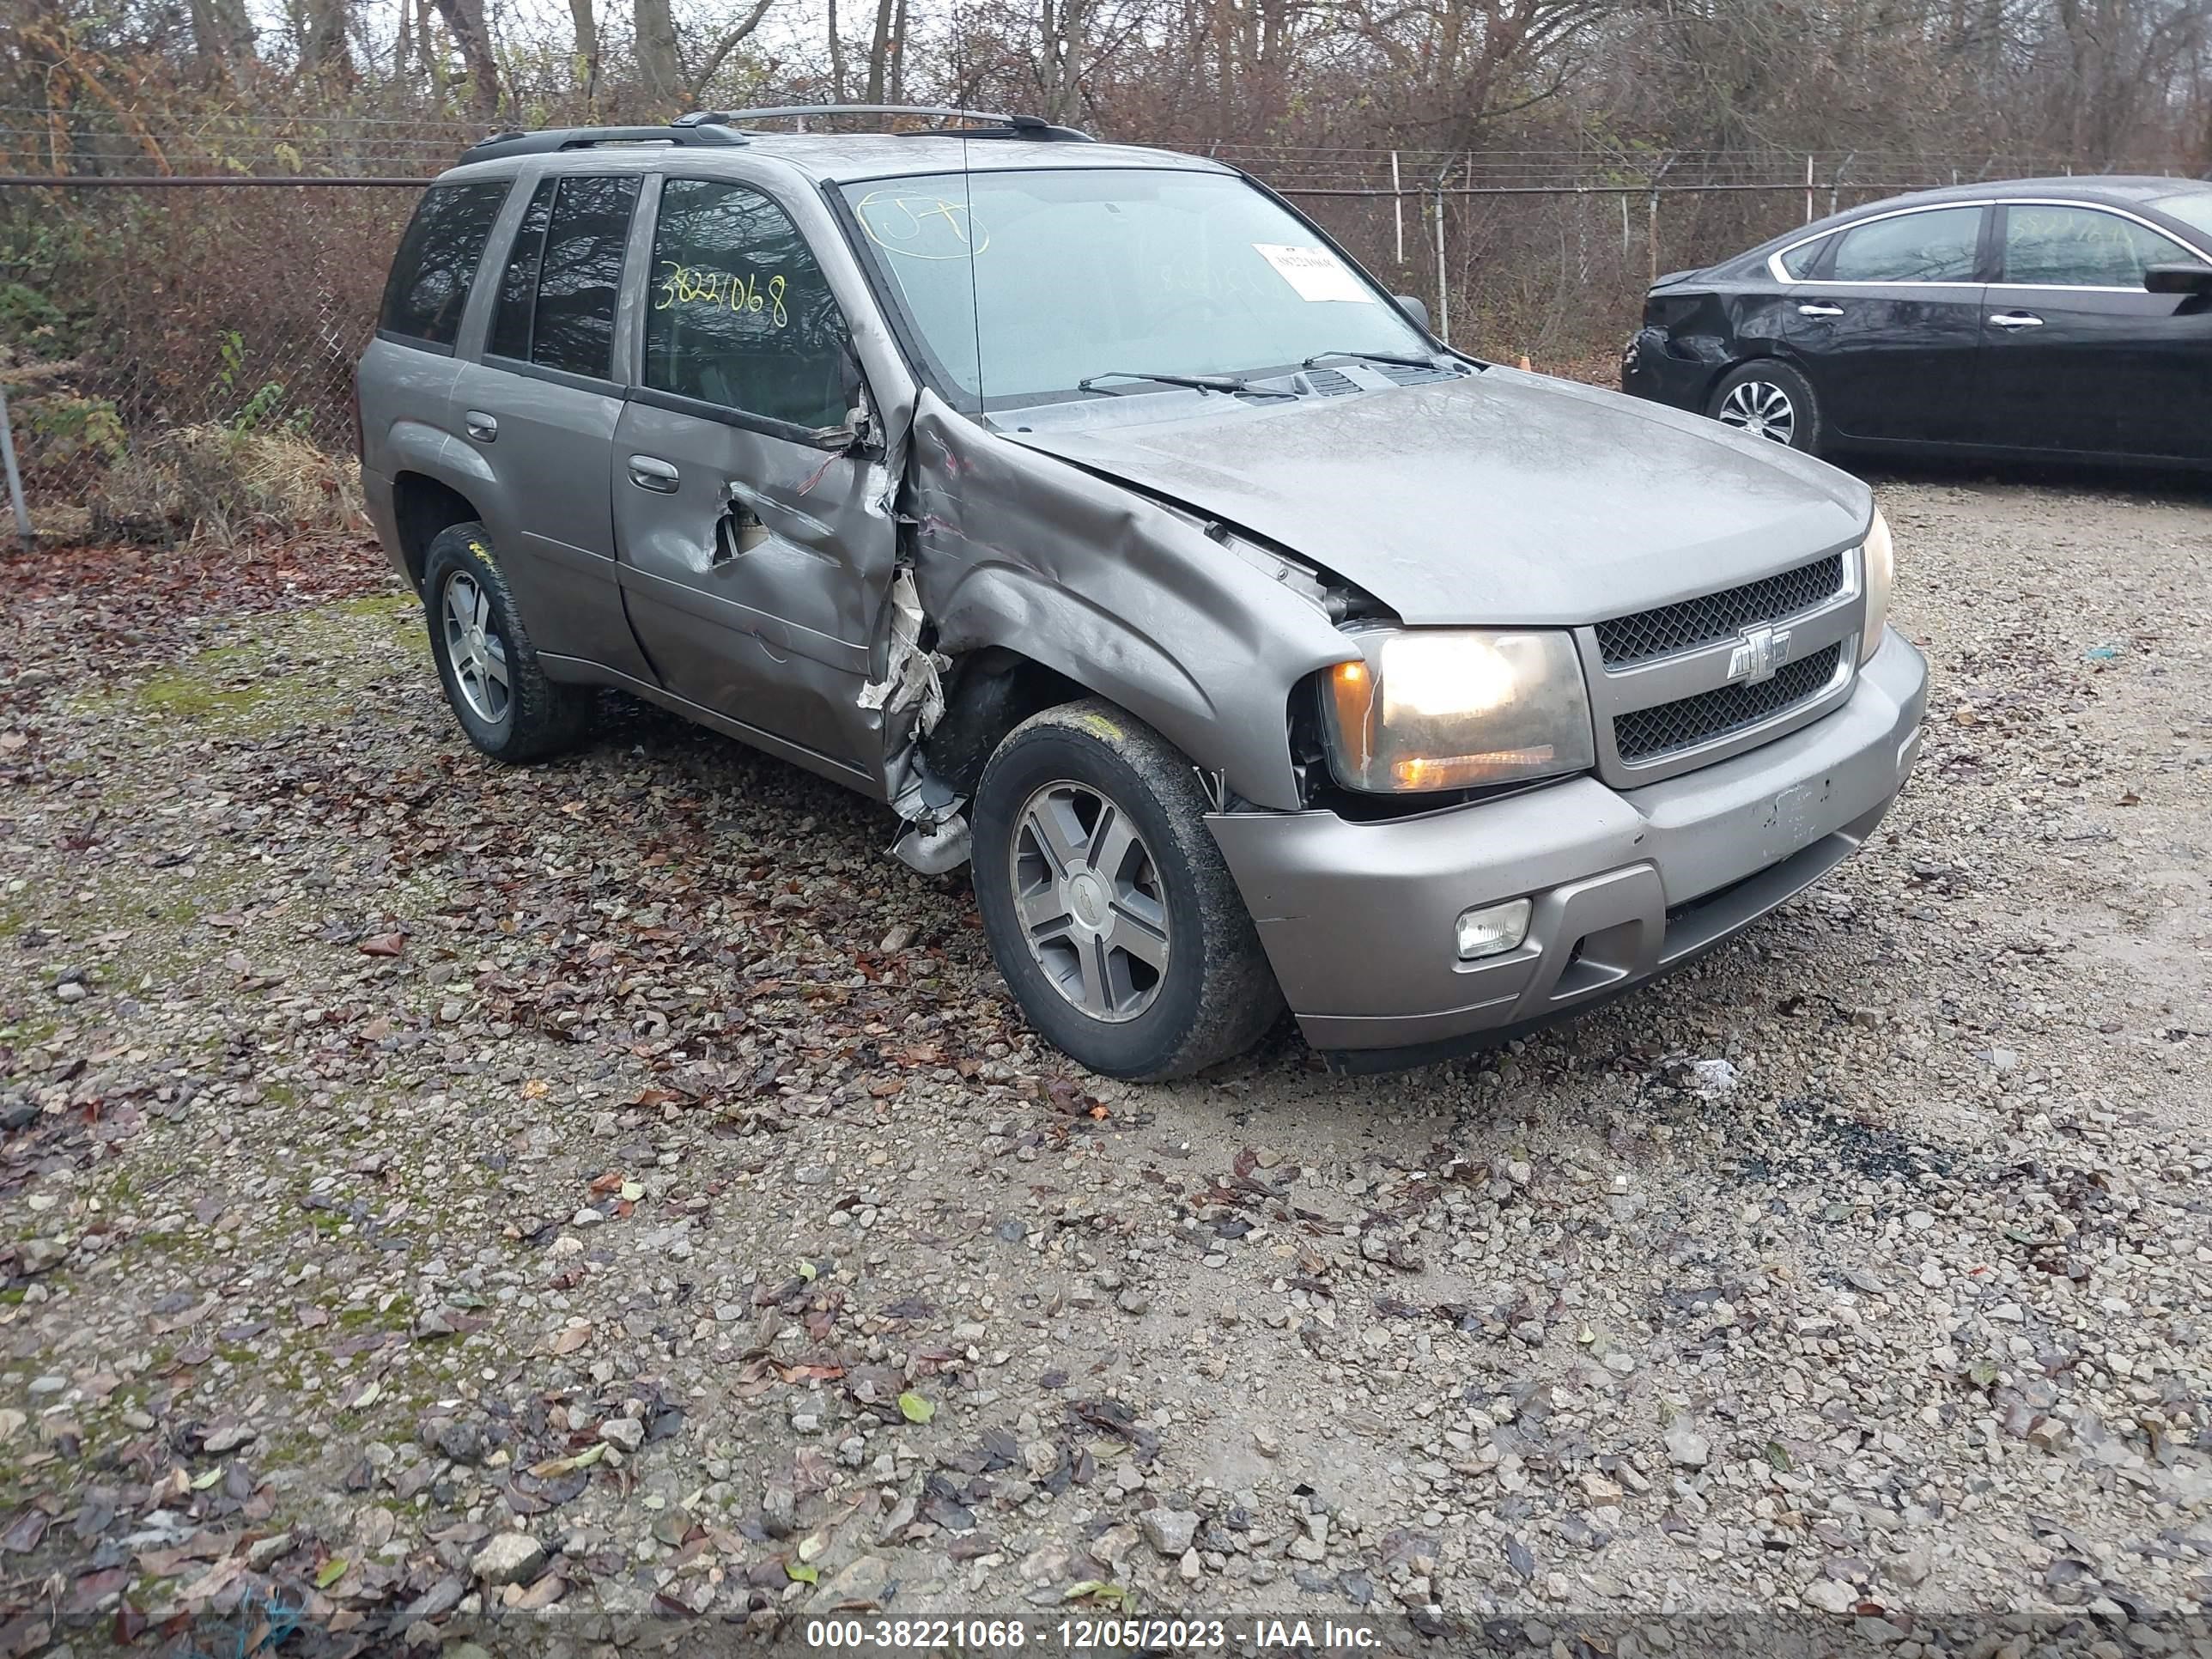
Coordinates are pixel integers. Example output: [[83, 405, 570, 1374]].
[[899, 393, 1354, 813]]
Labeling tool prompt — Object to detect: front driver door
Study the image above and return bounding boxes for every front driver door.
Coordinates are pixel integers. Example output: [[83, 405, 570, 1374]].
[[613, 175, 894, 774], [1974, 201, 2212, 461], [1779, 203, 1989, 446]]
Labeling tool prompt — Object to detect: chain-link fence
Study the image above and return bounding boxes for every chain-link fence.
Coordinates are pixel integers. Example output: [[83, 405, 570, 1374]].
[[0, 143, 2191, 547], [0, 177, 409, 545]]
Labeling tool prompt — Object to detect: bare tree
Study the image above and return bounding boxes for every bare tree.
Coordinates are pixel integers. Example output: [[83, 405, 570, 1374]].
[[427, 0, 499, 112], [299, 0, 357, 82], [635, 0, 681, 107], [568, 0, 599, 102]]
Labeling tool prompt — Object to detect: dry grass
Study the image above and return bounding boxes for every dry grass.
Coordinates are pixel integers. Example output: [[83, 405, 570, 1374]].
[[89, 422, 367, 548]]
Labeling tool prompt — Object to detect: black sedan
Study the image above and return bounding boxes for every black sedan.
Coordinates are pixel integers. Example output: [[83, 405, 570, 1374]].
[[1620, 175, 2212, 465]]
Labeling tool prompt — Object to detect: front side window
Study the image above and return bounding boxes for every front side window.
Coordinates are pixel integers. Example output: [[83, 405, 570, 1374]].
[[528, 174, 640, 380], [2002, 204, 2191, 287], [1826, 207, 1984, 283], [380, 181, 509, 347], [838, 167, 1432, 408], [643, 179, 854, 429]]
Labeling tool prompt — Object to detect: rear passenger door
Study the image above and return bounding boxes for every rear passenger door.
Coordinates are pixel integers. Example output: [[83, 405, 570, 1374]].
[[612, 175, 893, 773], [1974, 201, 2212, 461], [1779, 204, 1989, 446], [450, 171, 654, 681]]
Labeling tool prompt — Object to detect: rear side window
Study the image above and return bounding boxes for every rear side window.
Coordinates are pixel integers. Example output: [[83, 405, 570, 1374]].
[[487, 179, 556, 361], [2002, 204, 2190, 287], [643, 179, 853, 430], [2149, 189, 2212, 242], [380, 181, 510, 348], [527, 175, 641, 380], [1827, 207, 1984, 283], [1777, 236, 1827, 279]]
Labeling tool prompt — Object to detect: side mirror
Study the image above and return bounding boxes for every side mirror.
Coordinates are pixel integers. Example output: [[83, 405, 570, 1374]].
[[2144, 262, 2212, 295], [1395, 294, 1431, 332]]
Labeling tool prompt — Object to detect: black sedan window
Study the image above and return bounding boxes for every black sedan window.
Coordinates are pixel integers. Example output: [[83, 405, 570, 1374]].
[[1826, 207, 1983, 283], [2003, 204, 2189, 287], [1777, 236, 1827, 278], [2149, 190, 2212, 242]]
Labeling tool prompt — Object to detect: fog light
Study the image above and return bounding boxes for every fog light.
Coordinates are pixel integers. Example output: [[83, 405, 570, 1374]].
[[1455, 897, 1533, 961]]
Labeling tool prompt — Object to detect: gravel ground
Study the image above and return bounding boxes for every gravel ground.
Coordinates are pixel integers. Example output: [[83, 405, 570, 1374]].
[[0, 473, 2207, 1655]]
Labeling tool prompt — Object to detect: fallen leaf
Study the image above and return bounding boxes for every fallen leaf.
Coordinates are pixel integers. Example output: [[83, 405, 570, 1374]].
[[358, 933, 406, 957], [897, 1392, 935, 1425], [1063, 1580, 1133, 1607], [314, 1557, 349, 1589], [528, 1443, 607, 1479]]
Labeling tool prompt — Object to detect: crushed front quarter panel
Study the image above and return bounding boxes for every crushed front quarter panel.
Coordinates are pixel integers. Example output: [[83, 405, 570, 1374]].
[[902, 392, 1358, 813]]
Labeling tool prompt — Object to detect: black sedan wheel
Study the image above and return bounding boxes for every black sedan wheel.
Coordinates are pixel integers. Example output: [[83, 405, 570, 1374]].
[[1708, 362, 1822, 454]]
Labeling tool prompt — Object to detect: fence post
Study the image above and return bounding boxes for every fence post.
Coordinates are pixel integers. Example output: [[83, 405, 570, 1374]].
[[1433, 188, 1449, 346], [1804, 154, 1814, 223], [0, 383, 31, 551], [1392, 150, 1403, 265], [1647, 189, 1660, 285]]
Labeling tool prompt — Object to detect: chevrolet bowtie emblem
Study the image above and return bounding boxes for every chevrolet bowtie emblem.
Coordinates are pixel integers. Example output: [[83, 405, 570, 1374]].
[[1727, 623, 1790, 685]]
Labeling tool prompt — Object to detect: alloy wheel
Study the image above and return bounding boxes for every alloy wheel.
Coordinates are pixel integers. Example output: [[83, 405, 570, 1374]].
[[1006, 781, 1170, 1023], [441, 571, 512, 726], [1717, 380, 1797, 446]]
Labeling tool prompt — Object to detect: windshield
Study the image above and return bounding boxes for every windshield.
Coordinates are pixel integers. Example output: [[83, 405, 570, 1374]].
[[2150, 188, 2212, 246], [838, 167, 1432, 408]]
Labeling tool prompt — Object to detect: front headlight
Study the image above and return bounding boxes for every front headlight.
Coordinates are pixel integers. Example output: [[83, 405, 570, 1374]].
[[1859, 507, 1893, 665], [1318, 629, 1595, 793]]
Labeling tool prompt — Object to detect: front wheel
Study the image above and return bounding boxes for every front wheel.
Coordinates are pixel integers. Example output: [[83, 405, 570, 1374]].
[[971, 700, 1282, 1080], [1707, 360, 1823, 455]]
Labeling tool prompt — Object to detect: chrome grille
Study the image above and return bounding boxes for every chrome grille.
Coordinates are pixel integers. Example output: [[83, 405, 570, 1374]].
[[1613, 643, 1844, 763], [1595, 554, 1845, 669]]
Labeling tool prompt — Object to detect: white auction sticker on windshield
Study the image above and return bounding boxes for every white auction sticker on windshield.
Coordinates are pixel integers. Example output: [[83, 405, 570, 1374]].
[[1253, 243, 1374, 303]]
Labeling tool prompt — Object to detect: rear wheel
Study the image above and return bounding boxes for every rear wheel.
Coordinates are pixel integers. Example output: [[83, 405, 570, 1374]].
[[1707, 361, 1822, 455], [422, 523, 592, 763], [972, 700, 1282, 1080]]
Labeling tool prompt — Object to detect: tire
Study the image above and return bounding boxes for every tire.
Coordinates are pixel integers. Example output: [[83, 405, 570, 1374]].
[[971, 699, 1283, 1081], [1706, 360, 1823, 455], [422, 522, 592, 763]]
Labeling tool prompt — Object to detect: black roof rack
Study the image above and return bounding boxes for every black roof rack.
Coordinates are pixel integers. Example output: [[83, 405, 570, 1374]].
[[678, 104, 1093, 142], [458, 123, 750, 164]]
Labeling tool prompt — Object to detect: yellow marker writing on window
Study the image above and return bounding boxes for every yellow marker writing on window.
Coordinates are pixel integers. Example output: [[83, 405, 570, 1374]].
[[653, 262, 789, 327]]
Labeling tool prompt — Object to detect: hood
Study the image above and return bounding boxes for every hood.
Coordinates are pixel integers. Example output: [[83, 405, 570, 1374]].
[[1002, 369, 1871, 626]]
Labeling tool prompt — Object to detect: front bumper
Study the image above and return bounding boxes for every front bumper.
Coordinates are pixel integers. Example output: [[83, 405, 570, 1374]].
[[1206, 628, 1929, 1068]]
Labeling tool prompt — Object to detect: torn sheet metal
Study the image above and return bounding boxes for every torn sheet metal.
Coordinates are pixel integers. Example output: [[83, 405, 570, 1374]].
[[856, 567, 948, 732], [866, 566, 969, 871]]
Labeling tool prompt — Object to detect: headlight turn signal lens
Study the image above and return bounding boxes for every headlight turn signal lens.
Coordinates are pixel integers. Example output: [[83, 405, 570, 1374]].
[[1859, 507, 1894, 665], [1320, 629, 1595, 793]]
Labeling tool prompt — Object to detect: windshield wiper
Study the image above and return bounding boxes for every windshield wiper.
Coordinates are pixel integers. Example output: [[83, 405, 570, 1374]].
[[1301, 348, 1447, 370], [1076, 370, 1299, 400]]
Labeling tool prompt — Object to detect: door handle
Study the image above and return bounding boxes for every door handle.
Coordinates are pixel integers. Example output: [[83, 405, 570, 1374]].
[[1989, 311, 2045, 329], [627, 454, 681, 493], [463, 410, 497, 442], [1796, 302, 1844, 318]]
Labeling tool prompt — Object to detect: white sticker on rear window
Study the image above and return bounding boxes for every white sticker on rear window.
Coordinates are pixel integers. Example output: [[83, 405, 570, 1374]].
[[1253, 243, 1374, 303]]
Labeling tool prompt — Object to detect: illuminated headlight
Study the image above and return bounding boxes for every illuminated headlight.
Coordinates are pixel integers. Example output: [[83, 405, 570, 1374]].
[[1859, 507, 1894, 665], [1318, 629, 1595, 793]]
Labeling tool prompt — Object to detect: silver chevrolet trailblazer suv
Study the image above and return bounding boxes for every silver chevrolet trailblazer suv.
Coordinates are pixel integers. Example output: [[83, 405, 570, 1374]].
[[356, 106, 1929, 1079]]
